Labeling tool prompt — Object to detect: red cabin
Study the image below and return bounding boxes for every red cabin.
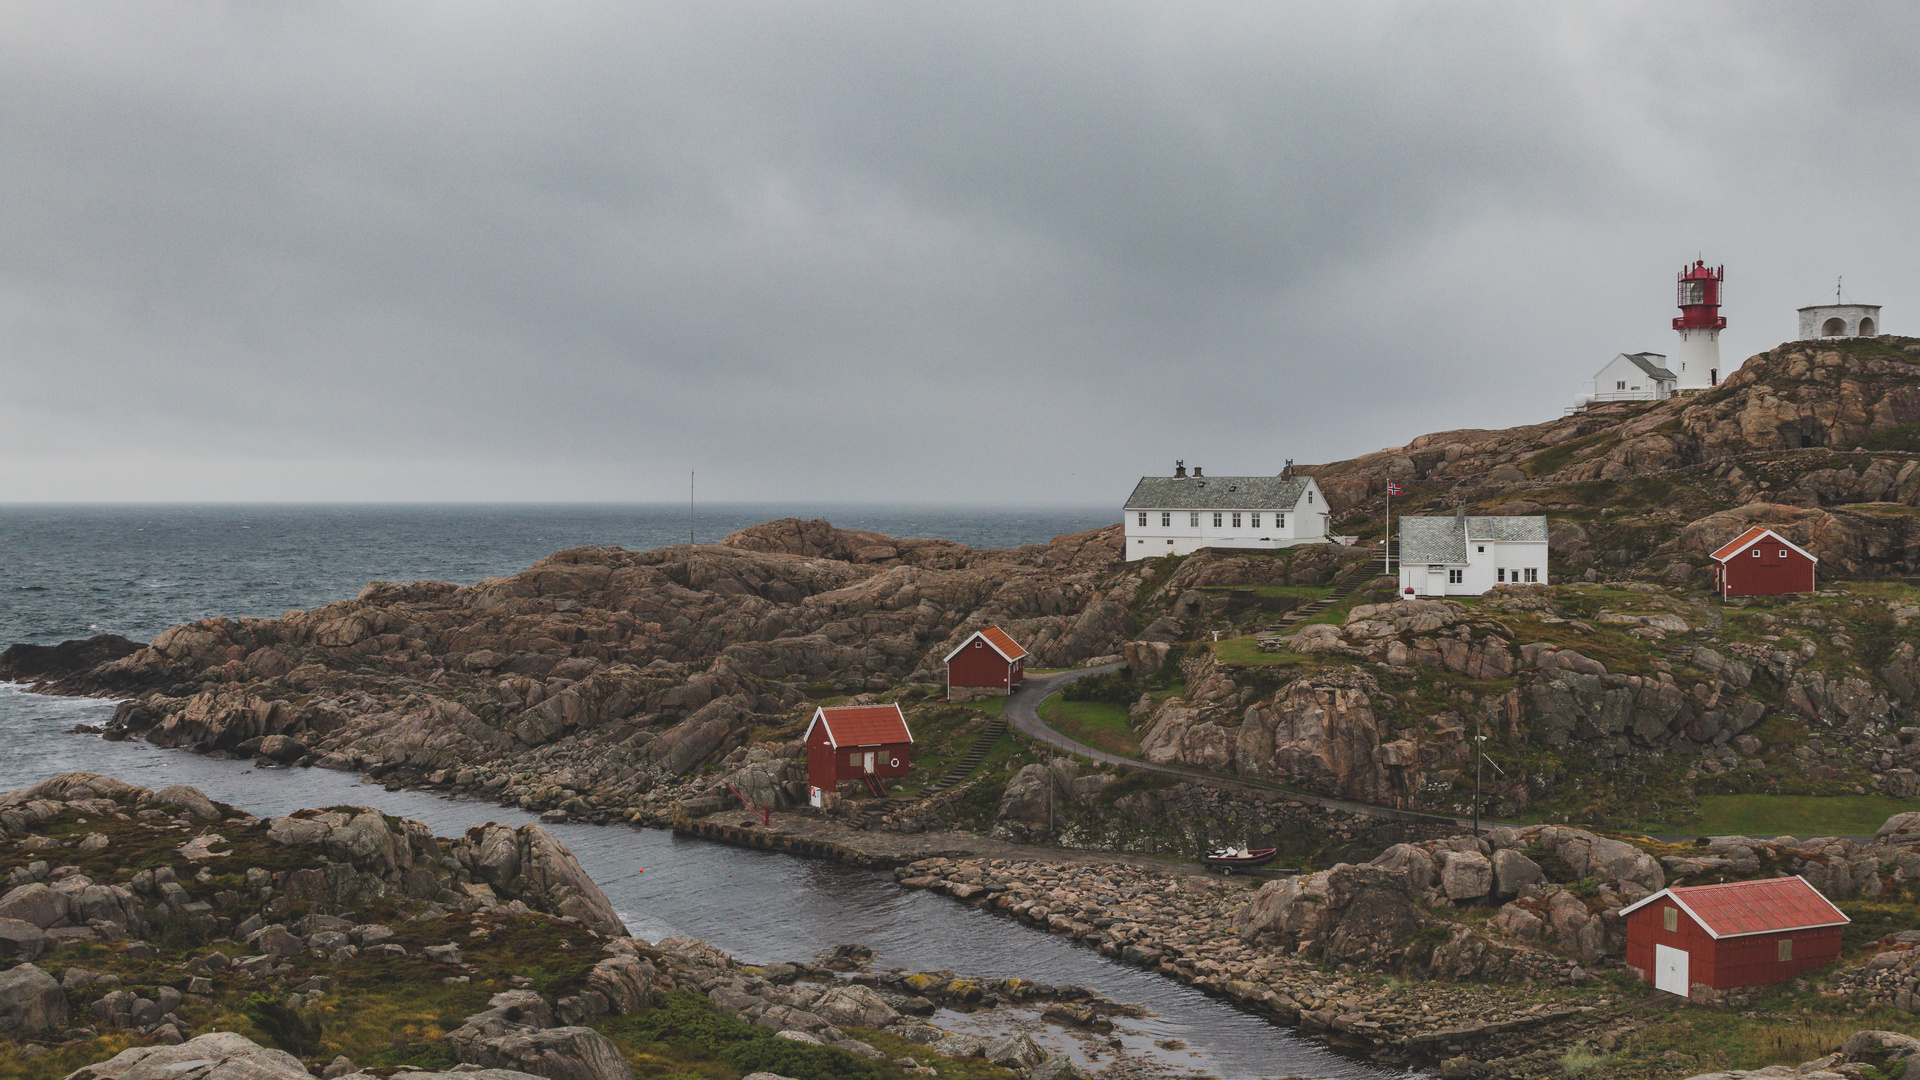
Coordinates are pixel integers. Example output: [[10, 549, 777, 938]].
[[1622, 876, 1847, 996], [943, 627, 1028, 702], [804, 703, 913, 804], [1709, 526, 1818, 597]]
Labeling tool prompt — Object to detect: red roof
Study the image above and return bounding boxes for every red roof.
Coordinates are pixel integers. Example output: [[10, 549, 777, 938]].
[[1624, 876, 1848, 939], [1709, 526, 1817, 565], [807, 704, 912, 747], [942, 626, 1028, 664]]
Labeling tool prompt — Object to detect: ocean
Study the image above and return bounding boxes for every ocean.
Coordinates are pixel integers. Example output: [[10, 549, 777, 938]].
[[0, 503, 1115, 647]]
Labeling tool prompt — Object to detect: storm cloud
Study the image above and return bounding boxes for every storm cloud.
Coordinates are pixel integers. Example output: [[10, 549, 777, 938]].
[[2, 2, 1916, 503]]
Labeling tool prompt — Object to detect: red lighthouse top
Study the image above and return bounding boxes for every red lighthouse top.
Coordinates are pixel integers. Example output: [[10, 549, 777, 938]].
[[1674, 260, 1726, 330]]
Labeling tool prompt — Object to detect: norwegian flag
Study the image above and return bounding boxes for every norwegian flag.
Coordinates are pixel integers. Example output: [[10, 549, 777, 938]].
[[1386, 482, 1404, 496]]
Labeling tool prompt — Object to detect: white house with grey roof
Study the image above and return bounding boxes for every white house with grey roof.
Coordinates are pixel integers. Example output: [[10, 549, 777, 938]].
[[1397, 510, 1549, 596], [1591, 352, 1677, 403], [1122, 462, 1329, 560]]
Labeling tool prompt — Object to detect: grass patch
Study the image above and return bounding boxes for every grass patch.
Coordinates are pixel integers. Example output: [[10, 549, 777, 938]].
[[1211, 637, 1314, 667], [1691, 794, 1913, 838], [1038, 698, 1142, 757], [1861, 420, 1920, 453]]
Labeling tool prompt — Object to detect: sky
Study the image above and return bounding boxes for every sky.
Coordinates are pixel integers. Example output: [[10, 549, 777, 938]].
[[2, 2, 1916, 505]]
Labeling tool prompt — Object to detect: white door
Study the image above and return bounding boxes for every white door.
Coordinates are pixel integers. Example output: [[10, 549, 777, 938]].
[[1654, 943, 1689, 996], [862, 752, 876, 774]]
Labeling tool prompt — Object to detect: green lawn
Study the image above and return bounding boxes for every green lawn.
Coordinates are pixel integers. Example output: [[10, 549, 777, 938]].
[[1037, 698, 1142, 757], [1690, 794, 1913, 837], [953, 695, 1005, 717]]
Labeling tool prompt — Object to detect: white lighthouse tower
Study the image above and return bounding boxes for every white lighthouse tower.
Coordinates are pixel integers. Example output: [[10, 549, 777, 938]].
[[1671, 260, 1724, 392]]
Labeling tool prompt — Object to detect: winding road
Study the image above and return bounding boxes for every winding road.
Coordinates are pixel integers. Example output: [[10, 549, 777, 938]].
[[1005, 664, 1484, 831]]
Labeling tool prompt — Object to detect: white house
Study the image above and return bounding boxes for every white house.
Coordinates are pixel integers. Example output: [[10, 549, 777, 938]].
[[1123, 462, 1329, 560], [1798, 303, 1881, 340], [1592, 352, 1677, 402], [1398, 511, 1549, 596]]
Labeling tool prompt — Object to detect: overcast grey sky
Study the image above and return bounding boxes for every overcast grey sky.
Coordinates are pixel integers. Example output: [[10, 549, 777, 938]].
[[2, 2, 1915, 504]]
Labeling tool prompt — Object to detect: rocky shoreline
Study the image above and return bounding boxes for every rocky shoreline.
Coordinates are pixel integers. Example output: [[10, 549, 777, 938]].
[[2, 772, 1291, 1080]]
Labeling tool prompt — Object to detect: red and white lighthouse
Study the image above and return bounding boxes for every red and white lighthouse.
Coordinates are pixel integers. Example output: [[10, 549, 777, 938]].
[[1672, 260, 1725, 392]]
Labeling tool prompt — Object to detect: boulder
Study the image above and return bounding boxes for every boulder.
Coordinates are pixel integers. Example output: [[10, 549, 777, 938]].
[[143, 784, 222, 821], [0, 916, 49, 961], [454, 823, 628, 938], [258, 734, 308, 763], [0, 883, 64, 928], [448, 1021, 633, 1080], [984, 1033, 1047, 1068], [1438, 850, 1492, 901], [0, 962, 69, 1038], [811, 983, 901, 1029], [62, 1032, 315, 1080], [1491, 848, 1545, 899]]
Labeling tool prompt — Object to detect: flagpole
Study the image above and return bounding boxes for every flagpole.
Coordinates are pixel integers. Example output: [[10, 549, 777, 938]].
[[1384, 484, 1392, 578]]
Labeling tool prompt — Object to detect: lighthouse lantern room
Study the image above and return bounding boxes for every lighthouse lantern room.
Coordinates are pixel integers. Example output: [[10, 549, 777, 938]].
[[1672, 260, 1725, 392]]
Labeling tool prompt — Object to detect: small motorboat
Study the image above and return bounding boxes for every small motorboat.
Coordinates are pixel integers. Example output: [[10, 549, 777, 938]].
[[1201, 845, 1280, 874]]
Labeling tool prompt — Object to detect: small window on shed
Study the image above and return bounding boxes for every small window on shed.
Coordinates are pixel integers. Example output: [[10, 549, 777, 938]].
[[974, 640, 983, 648], [1779, 550, 1788, 558], [1752, 549, 1761, 557], [848, 752, 860, 766], [1778, 938, 1794, 962], [1663, 907, 1678, 932]]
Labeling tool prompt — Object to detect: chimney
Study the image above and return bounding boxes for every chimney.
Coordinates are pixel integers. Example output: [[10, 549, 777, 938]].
[[1281, 458, 1294, 480], [1174, 460, 1186, 478], [1192, 466, 1203, 478], [1455, 504, 1466, 524]]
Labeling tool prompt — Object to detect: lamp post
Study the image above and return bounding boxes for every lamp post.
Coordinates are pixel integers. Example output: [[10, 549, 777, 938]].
[[1472, 730, 1486, 838]]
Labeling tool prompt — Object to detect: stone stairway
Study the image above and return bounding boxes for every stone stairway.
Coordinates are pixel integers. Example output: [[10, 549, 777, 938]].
[[920, 716, 1008, 796], [1273, 557, 1380, 628]]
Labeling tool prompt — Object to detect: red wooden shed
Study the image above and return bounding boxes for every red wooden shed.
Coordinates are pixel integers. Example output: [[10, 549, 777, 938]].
[[804, 703, 913, 805], [1621, 876, 1848, 996], [943, 627, 1028, 702], [1708, 526, 1817, 597]]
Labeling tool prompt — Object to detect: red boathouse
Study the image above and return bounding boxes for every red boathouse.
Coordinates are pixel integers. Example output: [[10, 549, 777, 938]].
[[1622, 876, 1847, 996], [804, 703, 913, 805], [943, 627, 1029, 702], [1709, 526, 1818, 597]]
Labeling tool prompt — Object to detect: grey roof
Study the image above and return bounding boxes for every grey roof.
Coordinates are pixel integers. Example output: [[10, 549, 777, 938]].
[[1623, 353, 1678, 381], [1124, 475, 1313, 511], [1399, 515, 1548, 564]]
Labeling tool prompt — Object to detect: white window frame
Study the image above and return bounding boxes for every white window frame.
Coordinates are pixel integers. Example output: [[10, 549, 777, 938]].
[[1138, 512, 1147, 526], [1250, 512, 1261, 528], [1231, 513, 1242, 528], [1212, 513, 1222, 528], [1524, 568, 1539, 583], [1497, 568, 1505, 582], [1277, 514, 1286, 528], [1448, 569, 1463, 585], [1160, 512, 1170, 527], [1189, 512, 1200, 527]]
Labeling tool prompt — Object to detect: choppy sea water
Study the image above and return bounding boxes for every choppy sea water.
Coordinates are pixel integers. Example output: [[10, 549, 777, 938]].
[[0, 504, 1412, 1079]]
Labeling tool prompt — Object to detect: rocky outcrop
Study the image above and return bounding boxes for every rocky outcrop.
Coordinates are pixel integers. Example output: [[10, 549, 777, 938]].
[[1233, 863, 1433, 969], [449, 823, 628, 937], [15, 521, 1133, 804], [0, 633, 141, 683], [63, 1031, 549, 1080]]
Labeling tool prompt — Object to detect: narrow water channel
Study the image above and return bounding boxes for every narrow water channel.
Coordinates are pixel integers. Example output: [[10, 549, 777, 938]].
[[0, 684, 1418, 1080]]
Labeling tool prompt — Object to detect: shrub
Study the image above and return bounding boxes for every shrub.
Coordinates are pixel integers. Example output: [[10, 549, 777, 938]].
[[612, 992, 880, 1080], [244, 993, 325, 1057]]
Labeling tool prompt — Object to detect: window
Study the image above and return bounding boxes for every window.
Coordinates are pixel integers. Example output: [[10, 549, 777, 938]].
[[1477, 545, 1485, 553], [1136, 539, 1143, 544], [1307, 491, 1314, 504], [1617, 381, 1627, 390], [1212, 513, 1222, 527], [1779, 550, 1788, 558], [848, 752, 860, 766], [1161, 512, 1171, 527], [1663, 907, 1678, 933], [1138, 512, 1147, 526], [1277, 514, 1286, 528], [1231, 513, 1242, 528], [1497, 568, 1505, 582], [1166, 539, 1173, 545], [974, 640, 982, 648], [1448, 569, 1463, 585], [1778, 939, 1794, 962], [1250, 513, 1261, 528], [1524, 568, 1539, 583], [1752, 549, 1761, 558], [1190, 512, 1200, 527]]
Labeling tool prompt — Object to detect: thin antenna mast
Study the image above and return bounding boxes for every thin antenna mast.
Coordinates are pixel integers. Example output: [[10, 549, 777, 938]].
[[690, 470, 695, 545], [1837, 276, 1843, 304]]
